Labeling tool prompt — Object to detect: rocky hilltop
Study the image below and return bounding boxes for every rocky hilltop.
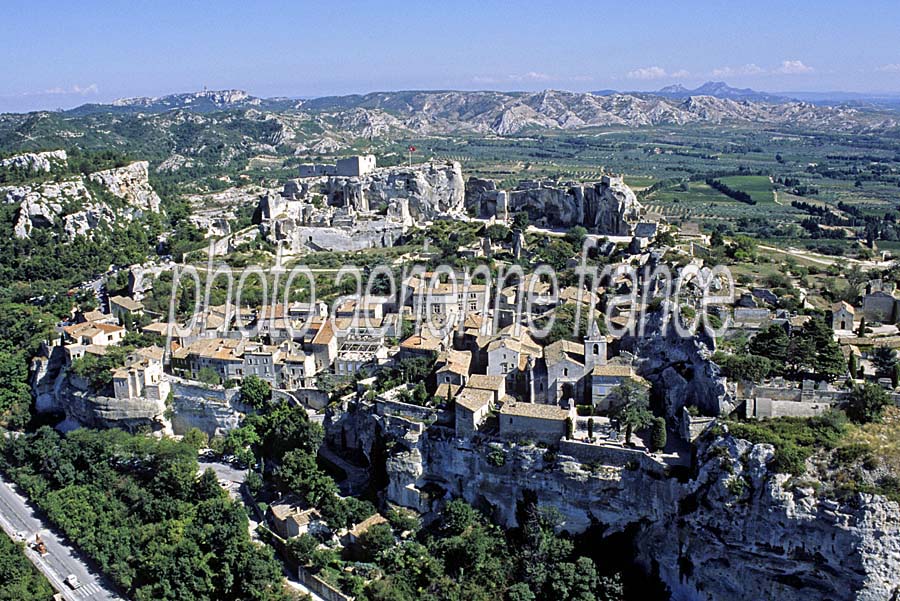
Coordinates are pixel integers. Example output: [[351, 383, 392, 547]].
[[320, 160, 466, 220], [0, 149, 67, 173], [467, 174, 644, 234], [259, 161, 465, 252], [1, 155, 161, 240]]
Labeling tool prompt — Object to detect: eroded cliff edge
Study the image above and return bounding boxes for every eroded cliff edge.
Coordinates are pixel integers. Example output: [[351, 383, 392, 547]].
[[326, 404, 900, 601]]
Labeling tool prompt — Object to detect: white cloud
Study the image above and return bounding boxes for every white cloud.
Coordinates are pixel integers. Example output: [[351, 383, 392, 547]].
[[711, 64, 764, 77], [876, 64, 900, 73], [626, 66, 669, 80], [40, 84, 99, 96], [670, 69, 691, 78], [509, 71, 551, 82], [775, 60, 813, 74]]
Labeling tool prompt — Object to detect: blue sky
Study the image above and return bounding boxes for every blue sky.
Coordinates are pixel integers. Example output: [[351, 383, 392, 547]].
[[2, 0, 900, 112]]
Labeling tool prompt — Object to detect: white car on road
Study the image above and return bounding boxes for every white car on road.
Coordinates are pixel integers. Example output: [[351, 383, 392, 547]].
[[65, 574, 82, 589]]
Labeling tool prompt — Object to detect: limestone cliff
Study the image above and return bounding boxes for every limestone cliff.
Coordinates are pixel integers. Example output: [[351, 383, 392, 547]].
[[32, 346, 244, 435], [259, 161, 464, 252], [326, 403, 900, 600], [320, 161, 465, 220], [466, 175, 644, 235], [0, 150, 68, 173], [2, 158, 161, 240]]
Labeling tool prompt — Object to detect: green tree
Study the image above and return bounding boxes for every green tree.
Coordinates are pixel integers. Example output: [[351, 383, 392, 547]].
[[512, 211, 530, 230], [857, 317, 867, 338], [564, 226, 587, 248], [286, 533, 318, 566], [182, 427, 209, 450], [197, 367, 222, 386], [796, 317, 846, 381], [276, 449, 337, 506], [650, 417, 667, 452], [872, 346, 898, 379], [0, 351, 34, 429], [587, 418, 594, 440], [608, 380, 653, 444], [846, 383, 891, 424], [848, 353, 859, 379], [359, 522, 395, 562], [565, 417, 574, 441], [715, 352, 772, 383], [0, 532, 55, 600], [748, 324, 790, 372], [439, 499, 480, 536], [240, 375, 271, 410]]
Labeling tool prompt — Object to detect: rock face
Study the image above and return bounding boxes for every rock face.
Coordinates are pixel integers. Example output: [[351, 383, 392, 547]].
[[0, 150, 67, 173], [32, 347, 244, 436], [2, 159, 161, 240], [259, 161, 464, 252], [88, 161, 161, 213], [466, 174, 643, 235], [32, 349, 168, 432], [627, 308, 735, 422], [326, 403, 900, 600], [640, 435, 900, 601], [320, 161, 465, 220]]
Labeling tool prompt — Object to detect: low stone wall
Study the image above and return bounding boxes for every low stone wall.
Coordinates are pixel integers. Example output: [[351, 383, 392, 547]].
[[297, 567, 354, 601], [375, 398, 438, 423], [558, 440, 666, 473], [273, 388, 330, 411]]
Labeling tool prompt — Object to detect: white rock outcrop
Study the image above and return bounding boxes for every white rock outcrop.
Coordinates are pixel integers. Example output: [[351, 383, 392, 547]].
[[0, 149, 67, 173], [3, 159, 161, 240], [88, 161, 161, 213], [466, 174, 644, 235], [326, 399, 900, 601]]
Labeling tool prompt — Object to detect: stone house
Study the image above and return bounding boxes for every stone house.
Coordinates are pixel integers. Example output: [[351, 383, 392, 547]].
[[863, 291, 898, 324], [435, 349, 472, 387], [499, 401, 572, 443], [268, 499, 324, 539], [591, 363, 642, 412], [543, 339, 585, 405], [481, 326, 542, 383], [454, 387, 493, 438], [109, 295, 144, 324], [112, 346, 169, 402], [307, 319, 338, 371], [831, 301, 856, 331], [465, 374, 506, 405], [171, 337, 245, 382], [63, 321, 126, 347]]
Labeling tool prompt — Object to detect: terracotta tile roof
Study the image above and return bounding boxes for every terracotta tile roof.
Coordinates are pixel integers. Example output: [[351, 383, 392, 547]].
[[591, 364, 635, 377], [500, 401, 568, 420], [467, 374, 505, 392], [348, 513, 388, 538], [456, 388, 493, 412], [109, 295, 144, 312], [311, 319, 335, 345]]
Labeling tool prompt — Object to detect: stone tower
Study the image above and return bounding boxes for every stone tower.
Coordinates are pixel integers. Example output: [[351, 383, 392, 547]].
[[584, 320, 606, 371]]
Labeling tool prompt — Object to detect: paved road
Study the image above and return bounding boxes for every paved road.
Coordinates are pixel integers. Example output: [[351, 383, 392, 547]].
[[0, 472, 124, 601]]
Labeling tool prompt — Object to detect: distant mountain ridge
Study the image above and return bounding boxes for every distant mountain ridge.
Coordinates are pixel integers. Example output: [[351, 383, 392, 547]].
[[45, 87, 896, 137], [646, 81, 792, 102]]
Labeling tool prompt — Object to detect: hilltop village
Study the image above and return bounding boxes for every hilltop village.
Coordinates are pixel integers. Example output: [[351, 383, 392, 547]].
[[11, 151, 900, 600]]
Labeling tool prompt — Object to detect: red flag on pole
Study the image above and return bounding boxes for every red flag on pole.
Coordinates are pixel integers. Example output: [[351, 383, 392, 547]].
[[408, 145, 416, 152]]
